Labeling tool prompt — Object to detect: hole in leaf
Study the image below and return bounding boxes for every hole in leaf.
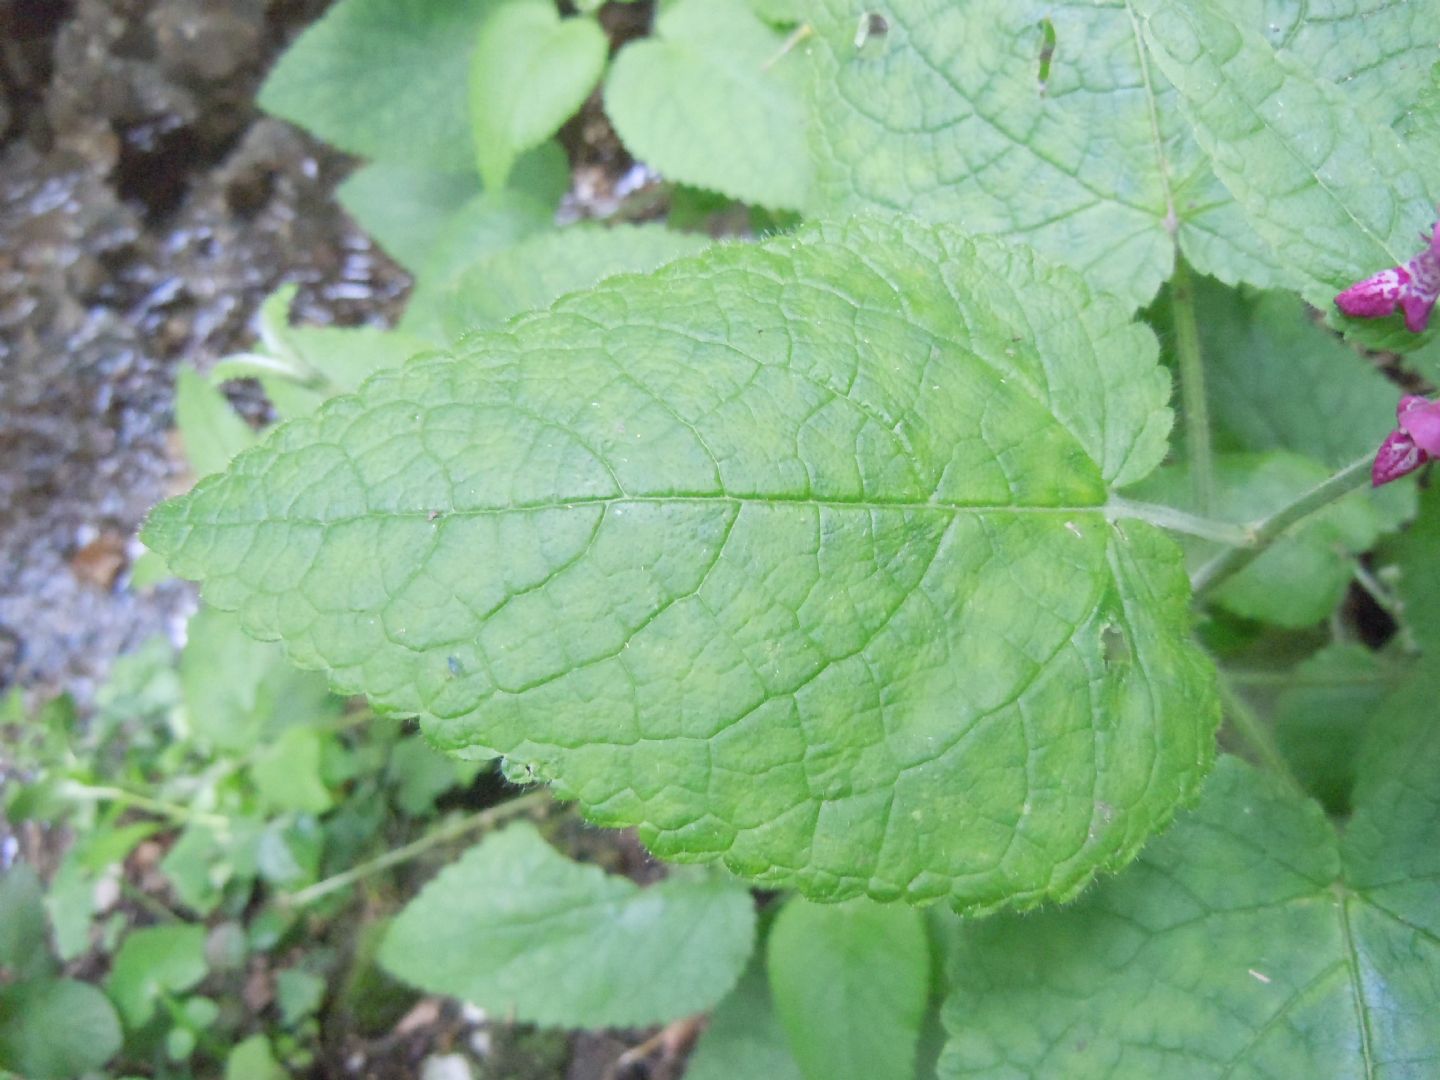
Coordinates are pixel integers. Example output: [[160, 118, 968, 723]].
[[1037, 17, 1057, 95], [1101, 622, 1131, 666]]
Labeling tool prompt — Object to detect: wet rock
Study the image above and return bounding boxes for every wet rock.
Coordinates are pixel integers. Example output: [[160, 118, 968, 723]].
[[0, 0, 408, 698], [149, 0, 266, 83]]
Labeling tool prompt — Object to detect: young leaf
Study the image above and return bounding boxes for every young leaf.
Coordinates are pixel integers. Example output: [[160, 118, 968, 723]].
[[175, 365, 256, 478], [105, 924, 208, 1029], [143, 218, 1215, 912], [0, 979, 121, 1080], [605, 0, 811, 210], [805, 0, 1287, 309], [439, 223, 711, 337], [337, 145, 570, 273], [1132, 0, 1438, 342], [768, 898, 929, 1080], [939, 675, 1440, 1079], [1127, 453, 1381, 628], [224, 1035, 287, 1080], [338, 165, 483, 273], [685, 959, 804, 1080], [378, 822, 756, 1028], [399, 190, 557, 341], [258, 0, 499, 172], [469, 0, 607, 192], [250, 727, 335, 815]]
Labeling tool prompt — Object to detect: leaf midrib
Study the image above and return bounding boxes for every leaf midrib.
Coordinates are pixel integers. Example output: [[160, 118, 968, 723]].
[[177, 494, 1114, 526]]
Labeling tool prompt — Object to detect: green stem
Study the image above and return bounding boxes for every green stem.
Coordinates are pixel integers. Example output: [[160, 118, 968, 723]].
[[1105, 497, 1251, 545], [1217, 676, 1304, 796], [1170, 258, 1214, 512], [282, 790, 550, 909], [1192, 455, 1372, 595], [57, 781, 230, 830]]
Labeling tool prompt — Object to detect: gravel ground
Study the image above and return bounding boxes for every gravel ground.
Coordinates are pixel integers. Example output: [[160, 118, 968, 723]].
[[0, 0, 411, 701]]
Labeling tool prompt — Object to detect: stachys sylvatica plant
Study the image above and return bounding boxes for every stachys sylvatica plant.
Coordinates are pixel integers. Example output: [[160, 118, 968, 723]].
[[134, 0, 1440, 1077]]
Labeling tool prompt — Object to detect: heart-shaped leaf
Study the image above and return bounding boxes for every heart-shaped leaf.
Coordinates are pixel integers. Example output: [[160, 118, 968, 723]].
[[144, 218, 1216, 911]]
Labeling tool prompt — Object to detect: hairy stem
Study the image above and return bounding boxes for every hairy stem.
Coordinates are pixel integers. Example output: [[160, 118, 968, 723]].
[[282, 789, 549, 908], [1192, 455, 1372, 595], [1170, 258, 1214, 511]]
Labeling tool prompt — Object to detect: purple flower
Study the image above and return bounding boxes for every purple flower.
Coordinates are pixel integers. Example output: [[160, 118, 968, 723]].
[[1336, 223, 1440, 334], [1372, 395, 1440, 486]]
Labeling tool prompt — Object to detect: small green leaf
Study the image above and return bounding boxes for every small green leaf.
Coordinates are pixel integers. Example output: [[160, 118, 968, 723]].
[[379, 822, 756, 1028], [275, 969, 327, 1027], [1128, 453, 1381, 628], [258, 0, 500, 172], [685, 959, 803, 1080], [469, 1, 607, 191], [250, 727, 335, 815], [385, 736, 474, 817], [338, 144, 570, 273], [48, 824, 159, 962], [175, 366, 256, 477], [106, 925, 208, 1030], [1133, 0, 1437, 344], [0, 865, 53, 981], [439, 223, 710, 337], [0, 979, 121, 1080], [399, 190, 557, 341], [939, 677, 1440, 1079], [768, 898, 929, 1080], [225, 1035, 287, 1080], [338, 165, 483, 272], [605, 0, 811, 209], [143, 218, 1215, 911]]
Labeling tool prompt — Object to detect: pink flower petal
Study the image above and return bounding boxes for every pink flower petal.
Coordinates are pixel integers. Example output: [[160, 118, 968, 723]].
[[1372, 428, 1429, 486], [1398, 399, 1440, 455], [1335, 267, 1407, 320]]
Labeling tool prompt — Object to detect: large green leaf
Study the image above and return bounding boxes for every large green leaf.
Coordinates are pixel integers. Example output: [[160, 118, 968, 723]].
[[258, 0, 497, 172], [0, 979, 121, 1079], [1219, 0, 1440, 122], [768, 898, 929, 1080], [1133, 0, 1438, 346], [144, 218, 1215, 911], [468, 0, 607, 191], [939, 676, 1440, 1079], [379, 822, 755, 1027], [605, 0, 811, 210], [806, 0, 1285, 309]]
